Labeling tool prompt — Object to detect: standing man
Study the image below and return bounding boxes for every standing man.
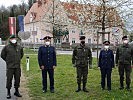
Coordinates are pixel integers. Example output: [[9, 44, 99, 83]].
[[116, 36, 133, 91], [98, 40, 114, 91], [1, 35, 24, 99], [38, 36, 57, 93], [72, 36, 92, 92]]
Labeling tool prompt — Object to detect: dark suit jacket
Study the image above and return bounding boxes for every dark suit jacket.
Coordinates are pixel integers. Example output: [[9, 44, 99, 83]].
[[38, 45, 57, 69], [98, 49, 114, 69]]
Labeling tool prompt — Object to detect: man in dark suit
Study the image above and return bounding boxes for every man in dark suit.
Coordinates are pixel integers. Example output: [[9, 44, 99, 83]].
[[98, 40, 114, 91], [38, 36, 57, 93]]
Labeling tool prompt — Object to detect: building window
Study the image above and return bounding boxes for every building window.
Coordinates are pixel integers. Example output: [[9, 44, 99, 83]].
[[72, 30, 75, 33], [72, 38, 75, 43], [72, 29, 75, 33], [36, 38, 38, 43], [30, 14, 33, 22], [36, 27, 39, 32], [49, 15, 52, 19], [66, 38, 69, 42], [56, 38, 61, 44], [30, 27, 32, 32], [88, 39, 91, 44]]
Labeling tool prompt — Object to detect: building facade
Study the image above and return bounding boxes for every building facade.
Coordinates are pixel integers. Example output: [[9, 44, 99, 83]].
[[24, 0, 123, 47]]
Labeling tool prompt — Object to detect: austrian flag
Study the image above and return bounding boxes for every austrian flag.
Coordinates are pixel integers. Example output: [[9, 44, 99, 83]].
[[9, 17, 16, 35]]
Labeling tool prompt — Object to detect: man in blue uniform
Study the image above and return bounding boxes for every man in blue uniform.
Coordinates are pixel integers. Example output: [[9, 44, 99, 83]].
[[38, 36, 57, 93], [98, 40, 114, 91]]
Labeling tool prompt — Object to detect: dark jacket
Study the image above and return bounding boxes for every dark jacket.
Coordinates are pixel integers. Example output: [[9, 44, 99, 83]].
[[98, 49, 114, 69], [115, 44, 133, 65], [72, 44, 92, 67], [38, 45, 57, 69], [1, 43, 24, 68]]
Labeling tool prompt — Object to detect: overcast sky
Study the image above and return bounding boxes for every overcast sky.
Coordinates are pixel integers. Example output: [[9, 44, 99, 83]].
[[0, 0, 28, 7]]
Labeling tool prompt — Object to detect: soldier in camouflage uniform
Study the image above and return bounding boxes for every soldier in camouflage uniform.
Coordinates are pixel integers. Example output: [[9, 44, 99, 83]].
[[1, 35, 24, 99], [116, 36, 133, 91], [72, 36, 92, 92]]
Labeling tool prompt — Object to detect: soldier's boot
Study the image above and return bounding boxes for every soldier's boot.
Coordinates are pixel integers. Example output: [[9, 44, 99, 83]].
[[75, 83, 81, 92], [14, 88, 22, 97], [7, 89, 11, 99], [126, 84, 131, 91], [119, 82, 124, 90], [83, 83, 88, 92]]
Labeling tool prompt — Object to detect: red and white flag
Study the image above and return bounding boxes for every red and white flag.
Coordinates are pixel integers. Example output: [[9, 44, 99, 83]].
[[9, 17, 16, 35]]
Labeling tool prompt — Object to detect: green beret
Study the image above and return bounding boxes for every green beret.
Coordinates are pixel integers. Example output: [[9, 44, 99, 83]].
[[9, 35, 16, 39]]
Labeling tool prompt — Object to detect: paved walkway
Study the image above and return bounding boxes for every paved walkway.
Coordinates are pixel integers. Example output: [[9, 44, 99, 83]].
[[24, 50, 99, 57], [56, 50, 98, 57]]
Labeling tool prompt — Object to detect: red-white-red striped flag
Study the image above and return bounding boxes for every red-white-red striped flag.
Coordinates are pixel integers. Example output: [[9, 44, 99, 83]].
[[9, 17, 16, 35]]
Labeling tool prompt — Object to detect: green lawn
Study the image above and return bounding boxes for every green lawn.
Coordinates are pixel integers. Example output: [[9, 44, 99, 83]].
[[21, 54, 133, 100]]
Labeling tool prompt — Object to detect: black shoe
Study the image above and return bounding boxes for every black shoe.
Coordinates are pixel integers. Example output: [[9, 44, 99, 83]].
[[43, 90, 47, 93], [50, 89, 54, 93], [102, 87, 105, 90], [75, 88, 81, 92], [126, 87, 132, 92], [7, 89, 11, 99], [7, 94, 11, 99], [14, 92, 22, 97], [83, 88, 89, 92], [108, 89, 111, 92], [119, 87, 124, 90]]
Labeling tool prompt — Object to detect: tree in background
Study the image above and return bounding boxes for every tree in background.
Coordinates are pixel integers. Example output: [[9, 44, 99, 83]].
[[0, 6, 10, 40], [63, 0, 133, 43], [0, 2, 28, 40], [28, 0, 36, 10]]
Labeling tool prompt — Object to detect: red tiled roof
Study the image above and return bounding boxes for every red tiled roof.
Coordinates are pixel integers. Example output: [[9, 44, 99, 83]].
[[25, 0, 123, 27], [24, 0, 50, 24]]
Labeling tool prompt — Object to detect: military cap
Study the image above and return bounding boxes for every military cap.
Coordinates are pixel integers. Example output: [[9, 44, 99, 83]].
[[80, 36, 85, 40], [41, 36, 51, 40], [9, 35, 16, 39], [122, 36, 128, 40], [103, 40, 110, 44]]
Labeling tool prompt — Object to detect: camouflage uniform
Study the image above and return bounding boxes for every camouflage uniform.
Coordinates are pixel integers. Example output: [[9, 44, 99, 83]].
[[1, 35, 23, 98], [116, 44, 133, 89], [72, 43, 92, 91]]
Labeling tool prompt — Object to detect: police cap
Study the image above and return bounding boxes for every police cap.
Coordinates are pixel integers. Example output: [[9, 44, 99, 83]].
[[42, 36, 51, 40], [103, 40, 110, 45], [122, 36, 128, 40], [80, 36, 85, 40]]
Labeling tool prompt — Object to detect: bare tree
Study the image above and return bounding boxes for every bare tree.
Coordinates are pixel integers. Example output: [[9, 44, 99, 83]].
[[40, 0, 70, 45], [62, 0, 133, 43]]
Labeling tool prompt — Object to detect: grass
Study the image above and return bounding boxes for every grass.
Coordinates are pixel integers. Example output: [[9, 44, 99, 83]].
[[21, 54, 133, 100], [23, 48, 38, 54]]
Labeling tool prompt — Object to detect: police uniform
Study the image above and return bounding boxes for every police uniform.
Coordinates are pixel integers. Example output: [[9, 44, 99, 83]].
[[1, 35, 24, 98], [72, 36, 92, 92], [38, 36, 56, 93], [116, 36, 133, 90], [98, 41, 114, 91]]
